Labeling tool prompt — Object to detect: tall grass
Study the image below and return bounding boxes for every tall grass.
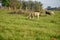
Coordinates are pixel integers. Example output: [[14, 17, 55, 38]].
[[0, 10, 60, 40]]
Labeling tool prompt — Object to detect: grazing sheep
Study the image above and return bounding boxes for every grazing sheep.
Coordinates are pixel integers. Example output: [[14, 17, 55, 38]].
[[50, 11, 55, 15], [46, 11, 51, 15], [45, 11, 55, 15], [28, 12, 40, 19]]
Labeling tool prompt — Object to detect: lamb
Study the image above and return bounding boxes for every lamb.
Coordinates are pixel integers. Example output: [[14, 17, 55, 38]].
[[28, 12, 41, 19]]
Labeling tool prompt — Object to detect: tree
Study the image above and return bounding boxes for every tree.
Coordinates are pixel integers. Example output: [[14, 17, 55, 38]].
[[22, 0, 42, 12], [9, 0, 22, 10], [2, 0, 10, 7], [2, 0, 22, 9], [47, 6, 51, 9], [34, 1, 42, 12]]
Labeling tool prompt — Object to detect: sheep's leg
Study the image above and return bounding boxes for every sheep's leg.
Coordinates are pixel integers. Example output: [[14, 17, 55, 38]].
[[28, 14, 32, 19], [37, 15, 39, 19]]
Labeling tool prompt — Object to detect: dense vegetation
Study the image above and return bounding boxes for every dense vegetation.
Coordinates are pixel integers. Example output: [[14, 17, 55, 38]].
[[1, 0, 42, 12], [0, 9, 60, 40]]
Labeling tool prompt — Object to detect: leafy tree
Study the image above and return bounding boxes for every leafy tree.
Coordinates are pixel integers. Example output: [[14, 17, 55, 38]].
[[2, 0, 10, 7], [47, 6, 51, 9], [33, 1, 42, 12], [9, 0, 22, 9]]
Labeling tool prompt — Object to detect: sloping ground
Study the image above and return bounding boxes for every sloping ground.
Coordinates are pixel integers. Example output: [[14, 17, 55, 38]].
[[0, 10, 60, 40]]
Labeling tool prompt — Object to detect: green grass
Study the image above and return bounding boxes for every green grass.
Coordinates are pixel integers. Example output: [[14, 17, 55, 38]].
[[0, 9, 60, 40]]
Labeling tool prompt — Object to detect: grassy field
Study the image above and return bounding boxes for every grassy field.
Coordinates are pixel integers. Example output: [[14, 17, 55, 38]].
[[0, 9, 60, 40]]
